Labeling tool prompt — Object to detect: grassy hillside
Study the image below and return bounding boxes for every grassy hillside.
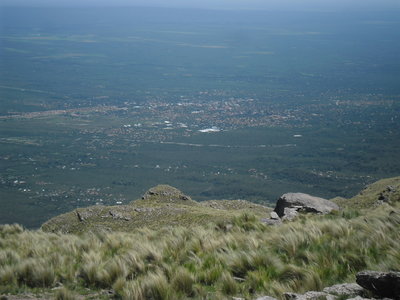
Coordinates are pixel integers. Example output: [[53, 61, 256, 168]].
[[332, 176, 400, 209], [1, 177, 400, 299], [41, 185, 272, 234]]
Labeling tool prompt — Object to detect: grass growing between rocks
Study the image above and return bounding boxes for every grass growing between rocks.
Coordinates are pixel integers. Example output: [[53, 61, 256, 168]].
[[1, 203, 400, 299]]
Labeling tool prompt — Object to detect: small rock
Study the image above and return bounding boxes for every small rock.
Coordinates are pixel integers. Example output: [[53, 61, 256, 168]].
[[284, 291, 328, 300], [233, 276, 245, 282], [255, 296, 278, 300], [109, 210, 123, 219], [225, 224, 233, 231], [270, 211, 280, 220], [356, 270, 400, 299], [76, 209, 95, 222], [109, 210, 131, 221], [387, 185, 396, 192], [378, 193, 389, 202], [261, 218, 282, 226]]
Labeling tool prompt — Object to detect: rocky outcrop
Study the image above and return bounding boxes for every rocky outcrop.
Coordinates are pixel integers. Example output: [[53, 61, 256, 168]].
[[140, 184, 197, 205], [256, 271, 400, 300], [356, 270, 400, 299], [76, 208, 95, 222], [274, 193, 339, 220], [333, 176, 400, 209], [322, 283, 364, 297], [284, 291, 330, 300]]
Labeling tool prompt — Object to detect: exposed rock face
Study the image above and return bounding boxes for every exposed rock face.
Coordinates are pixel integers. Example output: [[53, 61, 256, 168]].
[[261, 211, 282, 226], [283, 291, 330, 300], [260, 218, 282, 226], [280, 283, 366, 300], [109, 210, 131, 221], [76, 208, 96, 222], [356, 270, 400, 299], [322, 283, 364, 297], [274, 193, 339, 219], [258, 272, 400, 300], [259, 283, 369, 300], [141, 184, 197, 205], [255, 296, 278, 300], [270, 211, 280, 219], [282, 207, 299, 221]]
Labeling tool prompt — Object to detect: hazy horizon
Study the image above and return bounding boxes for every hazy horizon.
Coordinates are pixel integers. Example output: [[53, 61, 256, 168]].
[[1, 0, 400, 11]]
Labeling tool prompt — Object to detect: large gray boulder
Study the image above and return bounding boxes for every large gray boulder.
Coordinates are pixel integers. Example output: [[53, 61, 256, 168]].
[[274, 193, 339, 219], [356, 270, 400, 299]]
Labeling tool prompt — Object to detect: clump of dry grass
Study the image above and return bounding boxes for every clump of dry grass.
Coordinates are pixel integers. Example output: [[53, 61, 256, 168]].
[[54, 287, 76, 300], [171, 267, 195, 297]]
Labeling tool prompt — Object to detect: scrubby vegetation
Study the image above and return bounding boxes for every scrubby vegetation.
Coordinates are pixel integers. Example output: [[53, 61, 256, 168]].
[[1, 202, 399, 299]]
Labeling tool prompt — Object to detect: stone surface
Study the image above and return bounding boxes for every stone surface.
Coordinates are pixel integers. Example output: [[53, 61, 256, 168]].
[[356, 270, 400, 299], [141, 184, 197, 205], [282, 207, 299, 221], [323, 283, 364, 297], [76, 208, 96, 222], [270, 211, 280, 219], [255, 296, 278, 300], [284, 291, 328, 300], [109, 210, 131, 221], [275, 193, 340, 218], [260, 218, 282, 226]]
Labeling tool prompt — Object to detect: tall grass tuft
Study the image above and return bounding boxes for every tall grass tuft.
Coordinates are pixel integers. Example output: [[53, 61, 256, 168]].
[[0, 224, 24, 237], [219, 271, 238, 296], [141, 272, 172, 300], [78, 251, 103, 287], [16, 258, 56, 288], [54, 287, 76, 300], [0, 265, 16, 286], [171, 267, 195, 297], [121, 280, 144, 300]]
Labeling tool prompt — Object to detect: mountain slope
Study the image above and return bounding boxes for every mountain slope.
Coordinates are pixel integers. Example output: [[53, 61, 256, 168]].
[[332, 176, 400, 209], [1, 177, 399, 300], [41, 184, 272, 234]]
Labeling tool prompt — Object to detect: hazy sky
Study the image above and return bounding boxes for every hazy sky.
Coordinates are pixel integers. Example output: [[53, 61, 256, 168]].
[[1, 0, 399, 11]]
